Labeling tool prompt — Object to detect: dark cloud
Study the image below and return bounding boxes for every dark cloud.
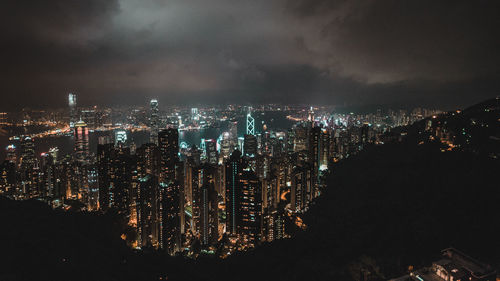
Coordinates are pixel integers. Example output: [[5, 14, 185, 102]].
[[0, 0, 499, 110]]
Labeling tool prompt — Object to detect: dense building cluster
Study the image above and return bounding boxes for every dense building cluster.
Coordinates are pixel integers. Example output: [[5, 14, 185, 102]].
[[0, 94, 441, 257]]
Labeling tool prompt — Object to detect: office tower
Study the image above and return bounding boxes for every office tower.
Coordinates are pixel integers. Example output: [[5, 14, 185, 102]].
[[87, 165, 99, 211], [246, 112, 255, 135], [159, 180, 182, 255], [225, 150, 243, 235], [97, 136, 114, 211], [243, 134, 257, 157], [239, 170, 262, 247], [190, 145, 201, 166], [308, 126, 321, 193], [205, 139, 218, 165], [19, 136, 37, 197], [136, 143, 159, 178], [5, 144, 16, 164], [68, 93, 77, 128], [110, 145, 134, 215], [80, 108, 97, 129], [137, 174, 160, 248], [39, 152, 55, 199], [229, 120, 238, 146], [20, 137, 35, 167], [199, 181, 218, 247], [319, 128, 330, 170], [150, 99, 159, 145], [293, 125, 308, 151], [74, 120, 89, 163], [308, 106, 315, 122], [189, 163, 216, 235], [115, 130, 127, 146], [158, 128, 179, 184], [191, 108, 199, 121]]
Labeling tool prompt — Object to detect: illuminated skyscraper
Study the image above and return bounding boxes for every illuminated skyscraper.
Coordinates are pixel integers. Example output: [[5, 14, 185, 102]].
[[158, 128, 179, 184], [5, 144, 16, 164], [20, 136, 37, 198], [137, 174, 160, 248], [246, 112, 255, 135], [191, 107, 199, 121], [225, 150, 243, 235], [159, 180, 182, 255], [150, 99, 159, 145], [74, 120, 89, 163], [229, 120, 238, 146], [239, 170, 262, 247], [204, 139, 217, 165], [115, 130, 127, 146], [97, 136, 114, 211], [199, 180, 218, 247], [68, 93, 77, 128], [243, 134, 257, 157]]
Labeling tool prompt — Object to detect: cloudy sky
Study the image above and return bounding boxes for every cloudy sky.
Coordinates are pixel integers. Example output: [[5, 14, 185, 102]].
[[1, 0, 499, 109]]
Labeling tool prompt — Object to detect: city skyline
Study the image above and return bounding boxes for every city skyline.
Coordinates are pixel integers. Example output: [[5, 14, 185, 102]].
[[1, 1, 499, 280]]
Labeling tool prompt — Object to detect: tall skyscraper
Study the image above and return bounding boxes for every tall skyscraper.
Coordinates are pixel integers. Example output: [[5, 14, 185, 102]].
[[97, 136, 114, 211], [5, 144, 16, 164], [150, 99, 159, 145], [158, 128, 179, 184], [19, 136, 37, 198], [246, 112, 255, 135], [137, 174, 160, 248], [204, 139, 218, 165], [74, 120, 89, 163], [68, 93, 77, 128], [225, 150, 243, 235], [199, 181, 218, 247], [243, 134, 257, 157], [239, 170, 262, 247], [159, 180, 182, 255]]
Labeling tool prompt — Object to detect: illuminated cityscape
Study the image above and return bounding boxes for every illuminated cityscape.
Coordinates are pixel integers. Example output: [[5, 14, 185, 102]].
[[0, 93, 444, 252], [1, 1, 500, 280]]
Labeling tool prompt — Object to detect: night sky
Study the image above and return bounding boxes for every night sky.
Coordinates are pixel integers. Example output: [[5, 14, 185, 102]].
[[1, 0, 499, 109]]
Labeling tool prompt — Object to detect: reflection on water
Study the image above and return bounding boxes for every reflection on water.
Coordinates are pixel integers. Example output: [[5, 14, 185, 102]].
[[0, 111, 295, 160]]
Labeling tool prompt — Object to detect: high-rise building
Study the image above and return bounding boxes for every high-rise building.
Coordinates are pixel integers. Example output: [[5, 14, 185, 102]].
[[205, 139, 218, 165], [150, 99, 159, 145], [191, 108, 199, 121], [136, 143, 159, 178], [246, 112, 255, 135], [239, 170, 262, 247], [110, 145, 134, 215], [243, 134, 257, 157], [19, 136, 37, 198], [229, 120, 238, 147], [225, 150, 243, 235], [199, 181, 218, 247], [159, 180, 182, 255], [68, 93, 77, 128], [137, 174, 160, 248], [115, 130, 127, 146], [74, 120, 89, 163], [5, 144, 16, 164], [97, 136, 114, 211], [158, 128, 179, 184], [308, 126, 321, 194], [319, 128, 330, 171]]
